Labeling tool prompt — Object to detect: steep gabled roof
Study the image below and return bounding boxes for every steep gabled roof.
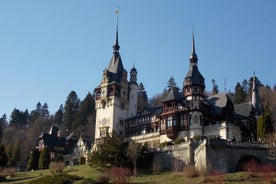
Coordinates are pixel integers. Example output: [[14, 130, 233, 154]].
[[162, 89, 184, 102], [205, 93, 232, 116], [234, 102, 253, 119]]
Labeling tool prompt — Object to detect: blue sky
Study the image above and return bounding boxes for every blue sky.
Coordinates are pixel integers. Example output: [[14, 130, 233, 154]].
[[0, 1, 275, 117]]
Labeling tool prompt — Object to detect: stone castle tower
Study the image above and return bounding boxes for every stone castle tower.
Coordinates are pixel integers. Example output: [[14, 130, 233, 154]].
[[94, 20, 138, 142], [183, 34, 205, 138]]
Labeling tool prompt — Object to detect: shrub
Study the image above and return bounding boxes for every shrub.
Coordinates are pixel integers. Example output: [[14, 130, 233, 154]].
[[109, 166, 131, 184], [27, 174, 83, 184], [242, 159, 261, 173], [79, 156, 86, 165], [0, 167, 16, 177], [56, 154, 64, 162], [49, 162, 64, 174]]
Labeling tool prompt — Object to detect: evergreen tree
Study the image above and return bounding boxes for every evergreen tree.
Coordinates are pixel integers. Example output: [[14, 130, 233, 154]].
[[62, 91, 80, 131], [89, 131, 128, 168], [7, 139, 20, 167], [30, 102, 50, 121], [41, 103, 50, 120], [53, 105, 64, 126], [257, 104, 274, 139], [10, 108, 29, 128], [137, 83, 149, 112], [73, 92, 95, 129], [234, 82, 246, 104], [248, 76, 263, 93], [0, 114, 8, 139], [27, 149, 40, 171], [165, 76, 179, 92], [0, 142, 8, 167], [241, 79, 249, 96], [38, 147, 50, 169], [211, 79, 219, 94]]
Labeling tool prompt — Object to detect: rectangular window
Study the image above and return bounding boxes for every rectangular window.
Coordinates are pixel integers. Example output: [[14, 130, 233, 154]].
[[166, 117, 172, 127], [180, 116, 184, 126], [173, 117, 177, 126]]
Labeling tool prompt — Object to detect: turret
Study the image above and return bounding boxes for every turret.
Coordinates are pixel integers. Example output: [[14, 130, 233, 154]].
[[183, 34, 205, 139], [183, 34, 205, 109], [128, 65, 138, 117], [251, 72, 263, 116]]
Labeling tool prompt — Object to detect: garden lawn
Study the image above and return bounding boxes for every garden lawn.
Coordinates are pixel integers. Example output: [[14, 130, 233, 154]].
[[1, 165, 276, 184]]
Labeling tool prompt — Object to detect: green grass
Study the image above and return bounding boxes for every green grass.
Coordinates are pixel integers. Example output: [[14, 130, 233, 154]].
[[1, 165, 276, 184]]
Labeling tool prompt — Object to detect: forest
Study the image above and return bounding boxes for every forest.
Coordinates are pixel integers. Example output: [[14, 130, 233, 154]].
[[0, 75, 275, 170]]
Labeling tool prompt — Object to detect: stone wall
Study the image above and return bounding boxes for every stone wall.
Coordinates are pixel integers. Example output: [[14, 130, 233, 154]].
[[151, 138, 275, 173], [152, 142, 192, 171], [194, 139, 275, 173]]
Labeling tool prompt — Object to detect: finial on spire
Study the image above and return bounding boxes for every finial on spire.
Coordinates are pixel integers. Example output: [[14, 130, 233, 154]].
[[189, 32, 198, 63], [115, 6, 119, 31]]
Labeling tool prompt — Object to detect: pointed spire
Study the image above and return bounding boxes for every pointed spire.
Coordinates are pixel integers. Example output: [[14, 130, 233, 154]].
[[189, 33, 198, 64], [251, 71, 263, 115], [113, 7, 120, 53], [107, 7, 124, 76], [252, 71, 257, 92]]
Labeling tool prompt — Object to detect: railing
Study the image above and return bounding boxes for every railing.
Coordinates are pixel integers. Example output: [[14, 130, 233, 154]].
[[208, 138, 269, 148], [147, 142, 190, 152]]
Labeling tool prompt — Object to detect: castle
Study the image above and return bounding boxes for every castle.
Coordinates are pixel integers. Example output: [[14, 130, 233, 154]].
[[93, 20, 263, 149], [34, 15, 271, 172]]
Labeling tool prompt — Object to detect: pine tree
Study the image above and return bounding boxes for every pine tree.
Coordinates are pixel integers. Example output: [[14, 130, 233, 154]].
[[10, 108, 29, 128], [234, 82, 246, 104], [38, 147, 50, 169], [241, 79, 249, 96], [137, 83, 149, 112], [41, 103, 50, 120], [62, 91, 80, 131], [0, 114, 8, 139], [53, 105, 64, 126], [73, 92, 95, 129], [165, 76, 179, 92]]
